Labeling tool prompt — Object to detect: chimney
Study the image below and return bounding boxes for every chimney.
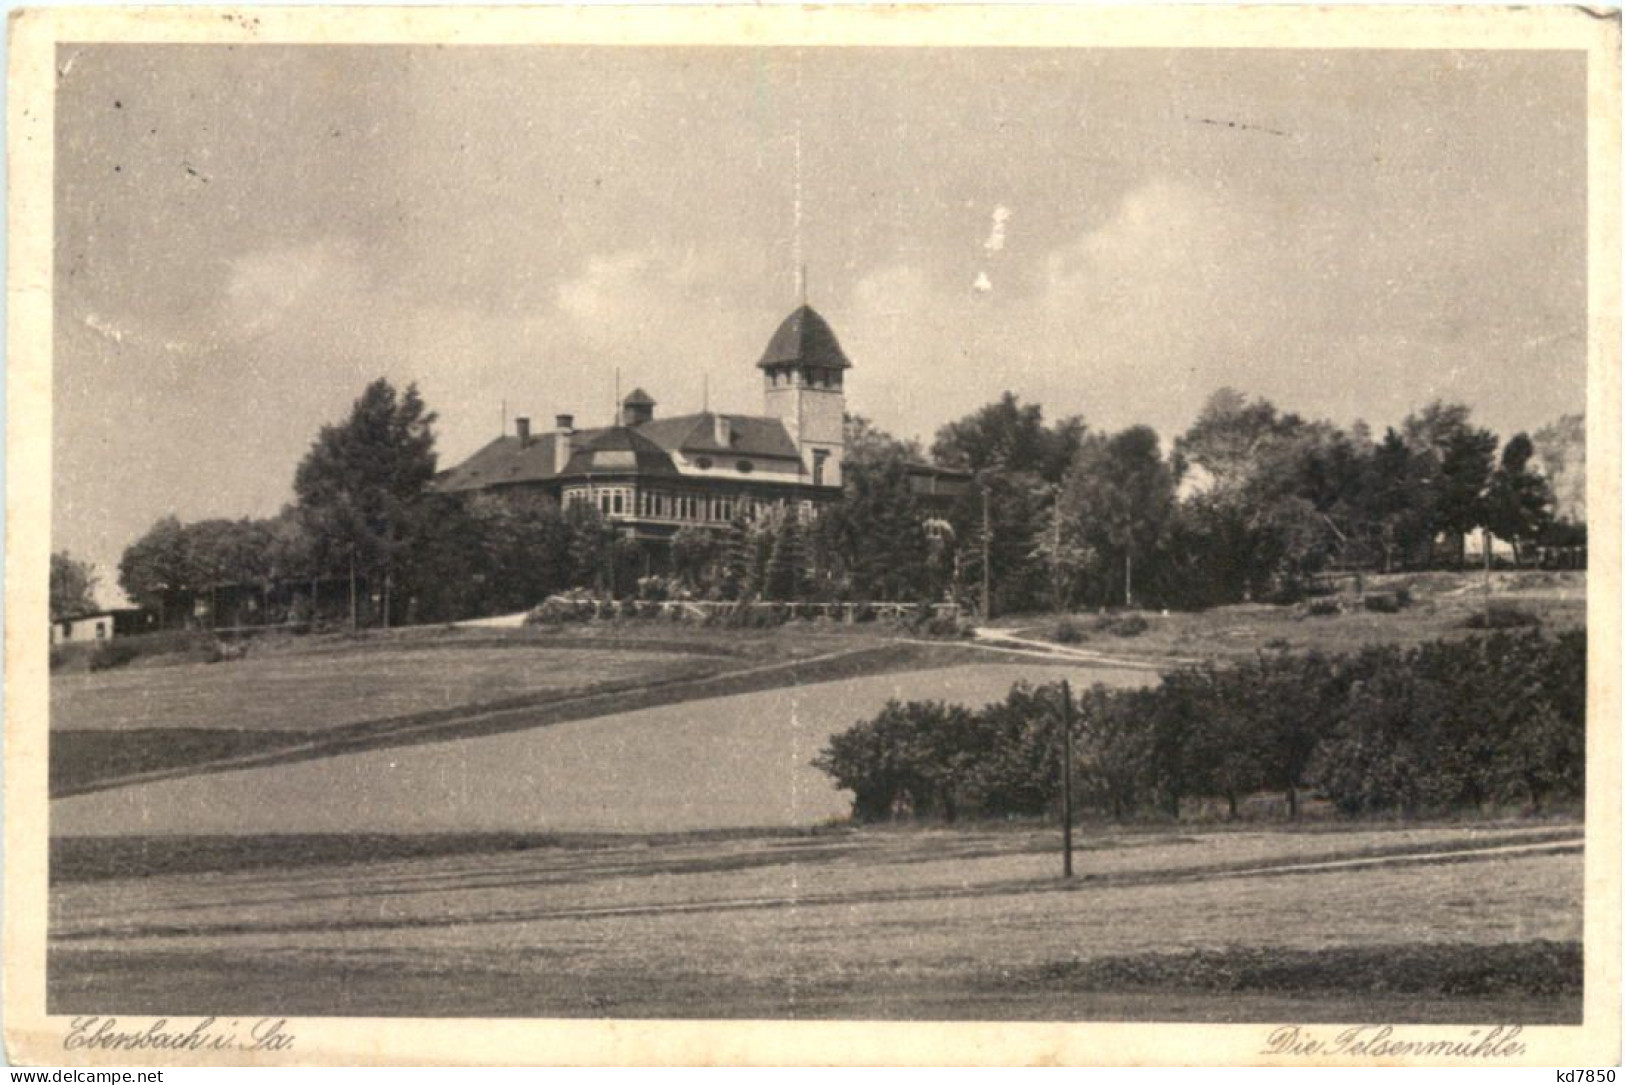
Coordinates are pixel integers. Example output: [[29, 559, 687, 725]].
[[714, 414, 732, 447], [553, 414, 575, 474], [515, 417, 532, 447]]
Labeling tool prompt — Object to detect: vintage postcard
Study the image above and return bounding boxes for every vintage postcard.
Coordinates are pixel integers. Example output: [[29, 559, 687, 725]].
[[5, 3, 1621, 1068]]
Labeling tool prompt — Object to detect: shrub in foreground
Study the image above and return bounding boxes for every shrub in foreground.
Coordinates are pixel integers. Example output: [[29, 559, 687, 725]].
[[1462, 602, 1541, 630], [87, 641, 140, 672], [814, 629, 1584, 823]]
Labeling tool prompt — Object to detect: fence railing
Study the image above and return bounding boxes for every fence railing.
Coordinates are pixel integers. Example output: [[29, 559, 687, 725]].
[[536, 596, 962, 623]]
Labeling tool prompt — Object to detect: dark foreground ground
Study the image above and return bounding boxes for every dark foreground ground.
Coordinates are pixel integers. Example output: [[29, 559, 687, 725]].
[[50, 822, 1583, 1022]]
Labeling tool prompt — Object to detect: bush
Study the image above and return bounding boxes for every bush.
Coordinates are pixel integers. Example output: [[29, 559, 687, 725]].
[[1262, 582, 1306, 606], [1363, 592, 1406, 614], [1302, 598, 1341, 618], [814, 630, 1586, 824], [1052, 618, 1086, 644], [201, 639, 247, 664], [921, 614, 974, 639], [87, 641, 140, 672], [1462, 603, 1541, 630], [1094, 612, 1149, 638]]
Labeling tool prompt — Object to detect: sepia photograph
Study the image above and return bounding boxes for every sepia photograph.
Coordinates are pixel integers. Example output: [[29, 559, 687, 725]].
[[6, 3, 1620, 1067]]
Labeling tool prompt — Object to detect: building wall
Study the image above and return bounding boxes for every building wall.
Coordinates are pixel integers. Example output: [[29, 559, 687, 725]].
[[51, 614, 114, 645], [668, 450, 803, 484], [763, 367, 845, 488]]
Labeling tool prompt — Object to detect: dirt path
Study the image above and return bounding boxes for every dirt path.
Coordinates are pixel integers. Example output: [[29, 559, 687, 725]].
[[956, 628, 1195, 670]]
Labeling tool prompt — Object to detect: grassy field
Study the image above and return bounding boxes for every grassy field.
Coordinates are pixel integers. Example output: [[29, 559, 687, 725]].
[[47, 576, 1588, 1022], [51, 641, 713, 732], [49, 821, 1583, 1021], [50, 625, 992, 796], [54, 661, 1146, 835], [1004, 570, 1586, 663]]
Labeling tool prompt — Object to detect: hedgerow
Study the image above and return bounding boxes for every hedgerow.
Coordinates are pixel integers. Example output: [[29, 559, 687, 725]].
[[813, 630, 1584, 822]]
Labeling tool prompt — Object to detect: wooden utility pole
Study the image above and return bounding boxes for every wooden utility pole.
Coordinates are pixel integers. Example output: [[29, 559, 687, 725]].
[[1050, 495, 1063, 610], [1060, 678, 1075, 879], [348, 550, 358, 632], [980, 477, 993, 620]]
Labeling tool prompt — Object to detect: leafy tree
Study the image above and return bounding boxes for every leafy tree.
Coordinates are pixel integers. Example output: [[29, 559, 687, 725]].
[[1175, 391, 1368, 598], [117, 515, 193, 627], [1237, 651, 1340, 819], [1074, 682, 1153, 819], [468, 492, 573, 611], [931, 392, 1083, 485], [719, 517, 753, 600], [1175, 388, 1298, 494], [817, 452, 935, 602], [670, 526, 718, 591], [565, 502, 613, 594], [1484, 433, 1555, 564], [812, 699, 981, 821], [749, 516, 775, 598], [764, 515, 808, 601], [398, 493, 488, 622], [611, 536, 646, 599], [1361, 429, 1438, 572], [941, 468, 1053, 614], [962, 682, 1066, 817], [1059, 426, 1178, 607], [50, 551, 99, 621], [293, 379, 438, 626], [1533, 413, 1585, 527], [844, 412, 923, 468], [1402, 401, 1498, 567]]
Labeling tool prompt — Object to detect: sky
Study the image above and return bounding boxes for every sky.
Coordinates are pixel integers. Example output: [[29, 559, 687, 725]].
[[53, 45, 1588, 604]]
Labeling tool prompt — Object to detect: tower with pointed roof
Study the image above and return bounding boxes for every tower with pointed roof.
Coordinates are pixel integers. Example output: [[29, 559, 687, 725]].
[[758, 305, 848, 490]]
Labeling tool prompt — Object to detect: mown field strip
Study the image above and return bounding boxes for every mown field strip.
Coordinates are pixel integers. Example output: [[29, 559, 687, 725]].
[[54, 661, 1140, 836], [56, 643, 888, 797], [53, 832, 1580, 943]]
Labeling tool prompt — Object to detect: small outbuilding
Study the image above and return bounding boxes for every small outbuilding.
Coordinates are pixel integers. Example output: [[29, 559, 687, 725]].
[[50, 608, 153, 646]]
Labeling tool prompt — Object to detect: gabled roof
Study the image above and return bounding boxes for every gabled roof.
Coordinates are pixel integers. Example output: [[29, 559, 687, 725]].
[[434, 433, 571, 492], [436, 409, 809, 494], [757, 305, 852, 371], [560, 426, 680, 478], [637, 412, 802, 461]]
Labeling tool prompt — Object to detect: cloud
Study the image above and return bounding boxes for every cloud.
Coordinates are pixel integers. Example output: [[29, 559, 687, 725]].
[[83, 312, 125, 344], [218, 239, 374, 343], [983, 205, 1012, 254], [836, 180, 1286, 443]]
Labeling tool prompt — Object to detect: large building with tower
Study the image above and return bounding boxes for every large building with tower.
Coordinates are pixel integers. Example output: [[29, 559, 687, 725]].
[[435, 305, 970, 541]]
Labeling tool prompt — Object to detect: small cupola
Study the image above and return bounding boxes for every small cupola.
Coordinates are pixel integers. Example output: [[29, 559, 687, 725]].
[[621, 387, 656, 427]]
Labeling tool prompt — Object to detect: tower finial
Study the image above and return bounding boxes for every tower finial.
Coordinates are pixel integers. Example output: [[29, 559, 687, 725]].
[[799, 263, 808, 307]]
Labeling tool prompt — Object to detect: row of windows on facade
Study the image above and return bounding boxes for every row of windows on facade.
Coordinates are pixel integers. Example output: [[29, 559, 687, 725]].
[[768, 367, 842, 390], [563, 487, 817, 524], [686, 451, 828, 486]]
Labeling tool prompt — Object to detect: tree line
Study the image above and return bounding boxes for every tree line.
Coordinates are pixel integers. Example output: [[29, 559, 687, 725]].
[[107, 377, 1583, 628], [925, 390, 1582, 615], [813, 629, 1585, 823]]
